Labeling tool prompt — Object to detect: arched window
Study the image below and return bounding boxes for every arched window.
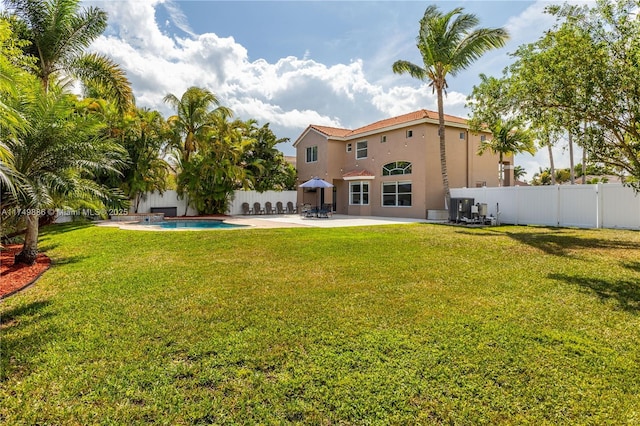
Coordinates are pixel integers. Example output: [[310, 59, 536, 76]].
[[382, 161, 412, 176]]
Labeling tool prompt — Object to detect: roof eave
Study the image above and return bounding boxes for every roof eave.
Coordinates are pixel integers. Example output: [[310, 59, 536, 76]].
[[293, 126, 349, 147], [347, 117, 469, 140], [343, 175, 376, 181]]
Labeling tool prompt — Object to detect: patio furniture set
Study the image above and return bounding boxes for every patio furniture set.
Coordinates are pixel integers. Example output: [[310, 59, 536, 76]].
[[299, 203, 333, 219], [240, 202, 333, 218]]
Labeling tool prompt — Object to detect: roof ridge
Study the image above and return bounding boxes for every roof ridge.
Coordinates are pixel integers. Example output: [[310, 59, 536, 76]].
[[309, 124, 351, 137], [348, 109, 434, 135], [308, 109, 469, 139]]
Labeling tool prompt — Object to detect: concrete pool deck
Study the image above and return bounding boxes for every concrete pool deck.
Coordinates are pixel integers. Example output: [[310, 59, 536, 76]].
[[229, 214, 434, 228], [98, 214, 438, 230]]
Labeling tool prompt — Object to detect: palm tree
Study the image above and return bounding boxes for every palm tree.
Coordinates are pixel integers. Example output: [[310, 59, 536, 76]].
[[513, 165, 527, 182], [119, 108, 171, 213], [163, 86, 231, 163], [392, 5, 508, 207], [478, 119, 535, 186], [181, 114, 252, 214], [164, 86, 232, 215], [4, 0, 133, 111], [240, 121, 296, 192], [0, 19, 29, 193], [4, 0, 133, 264], [7, 82, 126, 264]]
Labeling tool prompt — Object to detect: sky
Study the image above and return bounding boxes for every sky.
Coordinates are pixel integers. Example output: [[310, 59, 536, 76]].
[[77, 0, 592, 180]]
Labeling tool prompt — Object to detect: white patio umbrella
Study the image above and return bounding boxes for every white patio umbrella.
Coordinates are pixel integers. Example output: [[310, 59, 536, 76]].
[[299, 177, 334, 207]]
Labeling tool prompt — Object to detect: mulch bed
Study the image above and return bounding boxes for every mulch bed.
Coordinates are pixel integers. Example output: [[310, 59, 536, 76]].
[[1, 244, 51, 299]]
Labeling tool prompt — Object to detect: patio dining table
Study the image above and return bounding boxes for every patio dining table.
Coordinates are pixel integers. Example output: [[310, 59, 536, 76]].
[[303, 205, 332, 218]]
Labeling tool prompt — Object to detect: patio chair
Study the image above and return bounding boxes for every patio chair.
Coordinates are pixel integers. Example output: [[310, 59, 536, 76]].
[[241, 202, 253, 215], [253, 202, 264, 215], [276, 201, 286, 214], [286, 201, 297, 214], [300, 203, 312, 217], [264, 202, 276, 215], [318, 204, 333, 218]]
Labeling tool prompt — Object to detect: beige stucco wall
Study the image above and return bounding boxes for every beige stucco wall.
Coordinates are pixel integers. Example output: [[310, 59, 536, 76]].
[[294, 131, 336, 210], [338, 125, 429, 218], [295, 122, 512, 217]]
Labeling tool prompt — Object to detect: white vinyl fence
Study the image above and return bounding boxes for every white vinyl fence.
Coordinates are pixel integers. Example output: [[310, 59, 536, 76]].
[[451, 183, 640, 230], [134, 190, 198, 216], [133, 190, 297, 216]]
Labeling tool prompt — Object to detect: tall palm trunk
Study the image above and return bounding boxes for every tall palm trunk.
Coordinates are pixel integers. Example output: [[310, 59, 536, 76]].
[[582, 144, 587, 184], [134, 193, 141, 213], [16, 76, 49, 265], [436, 85, 450, 208], [568, 131, 575, 184], [15, 213, 39, 265], [582, 122, 587, 184], [547, 135, 556, 185]]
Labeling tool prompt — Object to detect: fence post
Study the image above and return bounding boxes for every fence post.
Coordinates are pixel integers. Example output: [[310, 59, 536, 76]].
[[596, 183, 602, 229], [515, 186, 519, 226], [556, 185, 560, 227]]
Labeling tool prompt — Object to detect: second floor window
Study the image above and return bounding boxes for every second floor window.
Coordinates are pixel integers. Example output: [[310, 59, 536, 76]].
[[356, 141, 368, 159], [306, 146, 318, 163], [382, 161, 412, 176]]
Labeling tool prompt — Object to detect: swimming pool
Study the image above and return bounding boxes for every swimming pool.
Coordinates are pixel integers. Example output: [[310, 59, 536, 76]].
[[138, 220, 247, 229]]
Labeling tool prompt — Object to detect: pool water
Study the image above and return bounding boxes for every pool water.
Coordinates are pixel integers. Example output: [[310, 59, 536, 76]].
[[139, 220, 246, 229]]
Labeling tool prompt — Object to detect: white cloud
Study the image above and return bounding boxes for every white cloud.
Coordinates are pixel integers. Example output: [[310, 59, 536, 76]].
[[85, 0, 578, 166], [88, 1, 467, 133], [162, 0, 195, 37]]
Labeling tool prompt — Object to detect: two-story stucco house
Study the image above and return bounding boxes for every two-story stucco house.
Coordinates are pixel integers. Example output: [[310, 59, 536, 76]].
[[293, 109, 513, 219]]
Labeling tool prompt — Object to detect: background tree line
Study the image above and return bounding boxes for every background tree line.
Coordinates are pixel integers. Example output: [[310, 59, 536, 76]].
[[0, 0, 295, 264], [467, 0, 640, 188]]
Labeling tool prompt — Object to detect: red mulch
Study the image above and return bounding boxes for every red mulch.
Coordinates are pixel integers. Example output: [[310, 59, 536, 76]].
[[1, 244, 51, 299]]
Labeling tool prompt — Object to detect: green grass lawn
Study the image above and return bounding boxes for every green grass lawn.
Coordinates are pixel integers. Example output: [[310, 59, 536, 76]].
[[1, 223, 640, 424]]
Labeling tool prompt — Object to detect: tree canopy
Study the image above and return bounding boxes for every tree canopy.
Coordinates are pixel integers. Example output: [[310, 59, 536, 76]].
[[470, 0, 640, 190]]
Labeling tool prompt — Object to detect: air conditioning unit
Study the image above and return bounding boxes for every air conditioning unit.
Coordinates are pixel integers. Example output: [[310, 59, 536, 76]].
[[477, 203, 488, 217], [448, 198, 474, 223]]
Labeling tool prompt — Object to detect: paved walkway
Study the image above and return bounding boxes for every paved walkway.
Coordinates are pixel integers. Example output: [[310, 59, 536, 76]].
[[226, 214, 435, 228], [99, 214, 438, 231]]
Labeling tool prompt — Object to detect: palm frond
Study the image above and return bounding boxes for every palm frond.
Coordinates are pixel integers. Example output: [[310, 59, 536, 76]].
[[58, 5, 107, 60], [450, 28, 509, 76], [71, 53, 134, 112], [413, 5, 509, 78], [391, 60, 428, 80]]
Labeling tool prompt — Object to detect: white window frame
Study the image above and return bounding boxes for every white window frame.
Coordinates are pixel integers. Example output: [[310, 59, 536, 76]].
[[380, 135, 387, 143], [406, 130, 413, 138], [382, 161, 412, 176], [306, 146, 318, 163], [356, 140, 368, 159], [459, 132, 466, 140], [346, 143, 352, 153], [480, 135, 487, 142], [382, 181, 412, 207], [349, 181, 369, 205]]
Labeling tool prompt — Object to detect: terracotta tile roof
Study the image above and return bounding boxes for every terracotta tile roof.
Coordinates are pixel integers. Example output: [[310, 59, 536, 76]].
[[310, 109, 468, 140], [295, 110, 472, 147], [342, 169, 375, 179], [309, 125, 352, 138], [349, 109, 468, 136]]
